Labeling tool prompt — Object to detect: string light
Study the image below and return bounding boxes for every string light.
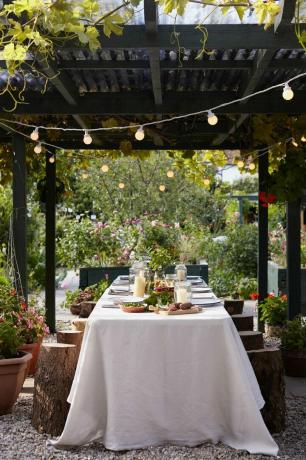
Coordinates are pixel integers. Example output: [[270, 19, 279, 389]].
[[207, 110, 218, 126], [203, 178, 210, 186], [30, 127, 39, 141], [34, 143, 42, 154], [301, 135, 306, 142], [82, 173, 89, 179], [101, 164, 109, 172], [49, 155, 55, 163], [118, 182, 125, 189], [282, 83, 294, 101], [135, 126, 145, 141], [159, 185, 166, 192], [83, 130, 92, 145], [237, 160, 244, 168], [291, 138, 298, 147], [166, 170, 174, 178], [249, 162, 256, 171]]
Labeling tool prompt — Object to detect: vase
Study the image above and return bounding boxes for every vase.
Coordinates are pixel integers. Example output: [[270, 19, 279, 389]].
[[265, 324, 284, 338], [0, 351, 32, 415], [18, 340, 42, 377]]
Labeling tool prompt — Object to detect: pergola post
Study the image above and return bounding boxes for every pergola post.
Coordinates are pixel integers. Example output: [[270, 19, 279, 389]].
[[45, 149, 56, 332], [286, 199, 301, 319], [257, 152, 269, 332], [12, 134, 28, 302]]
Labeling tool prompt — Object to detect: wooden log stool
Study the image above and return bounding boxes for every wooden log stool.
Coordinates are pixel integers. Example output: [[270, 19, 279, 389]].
[[239, 331, 264, 351], [57, 330, 84, 357], [231, 314, 254, 331], [79, 300, 96, 318], [32, 343, 77, 436], [224, 299, 244, 315], [248, 347, 285, 433], [72, 318, 88, 332]]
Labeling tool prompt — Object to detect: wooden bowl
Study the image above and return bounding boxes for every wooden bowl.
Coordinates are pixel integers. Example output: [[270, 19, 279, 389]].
[[120, 305, 146, 313]]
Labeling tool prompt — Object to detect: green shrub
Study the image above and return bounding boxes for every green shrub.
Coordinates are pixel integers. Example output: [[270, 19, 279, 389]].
[[237, 277, 258, 300], [209, 269, 239, 298], [259, 295, 287, 326], [281, 317, 306, 350]]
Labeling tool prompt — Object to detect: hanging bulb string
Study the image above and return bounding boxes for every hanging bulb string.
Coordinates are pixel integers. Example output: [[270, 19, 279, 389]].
[[0, 72, 305, 134], [0, 118, 293, 168]]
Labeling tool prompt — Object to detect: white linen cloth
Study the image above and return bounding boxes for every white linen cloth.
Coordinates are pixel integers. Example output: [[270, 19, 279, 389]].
[[50, 286, 278, 456]]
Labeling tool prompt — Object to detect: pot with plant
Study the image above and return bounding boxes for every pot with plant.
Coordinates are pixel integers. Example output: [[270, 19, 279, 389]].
[[259, 294, 287, 337], [223, 282, 245, 316], [281, 316, 306, 377], [148, 247, 173, 286], [0, 312, 32, 415]]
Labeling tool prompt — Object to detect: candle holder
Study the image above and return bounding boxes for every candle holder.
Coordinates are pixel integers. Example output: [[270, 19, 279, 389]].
[[175, 263, 187, 282], [174, 280, 191, 304]]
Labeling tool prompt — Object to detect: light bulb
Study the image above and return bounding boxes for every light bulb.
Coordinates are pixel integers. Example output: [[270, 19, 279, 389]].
[[249, 162, 256, 171], [207, 110, 218, 126], [118, 182, 125, 189], [101, 164, 109, 173], [30, 127, 39, 141], [166, 170, 174, 178], [203, 178, 210, 186], [237, 160, 244, 168], [292, 138, 298, 147], [34, 143, 42, 154], [282, 83, 294, 101], [83, 130, 92, 145], [82, 173, 89, 179], [49, 155, 55, 163], [159, 185, 166, 192], [301, 135, 306, 142], [135, 126, 145, 141]]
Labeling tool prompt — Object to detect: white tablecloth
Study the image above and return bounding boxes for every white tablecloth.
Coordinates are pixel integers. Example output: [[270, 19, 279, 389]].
[[51, 285, 278, 456]]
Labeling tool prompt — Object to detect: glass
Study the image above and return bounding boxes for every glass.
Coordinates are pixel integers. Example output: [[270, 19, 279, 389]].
[[165, 273, 177, 288], [174, 281, 191, 304], [175, 264, 187, 281]]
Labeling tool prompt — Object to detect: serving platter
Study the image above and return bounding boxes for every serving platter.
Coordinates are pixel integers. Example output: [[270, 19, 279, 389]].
[[155, 306, 202, 315]]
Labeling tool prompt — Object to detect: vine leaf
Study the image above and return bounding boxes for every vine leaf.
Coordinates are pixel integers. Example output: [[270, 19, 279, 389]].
[[103, 14, 125, 38]]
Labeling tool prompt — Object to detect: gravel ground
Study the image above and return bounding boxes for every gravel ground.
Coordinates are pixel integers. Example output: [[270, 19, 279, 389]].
[[0, 394, 305, 460]]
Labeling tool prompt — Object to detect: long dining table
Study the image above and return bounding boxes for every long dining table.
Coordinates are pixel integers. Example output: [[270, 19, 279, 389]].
[[50, 276, 278, 456]]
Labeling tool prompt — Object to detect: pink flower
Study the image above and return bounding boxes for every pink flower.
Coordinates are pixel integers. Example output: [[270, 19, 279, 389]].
[[174, 222, 180, 228], [151, 220, 158, 227]]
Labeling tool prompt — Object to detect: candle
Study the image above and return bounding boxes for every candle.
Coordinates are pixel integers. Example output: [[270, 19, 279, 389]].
[[176, 287, 188, 303], [176, 269, 186, 281], [133, 275, 146, 297]]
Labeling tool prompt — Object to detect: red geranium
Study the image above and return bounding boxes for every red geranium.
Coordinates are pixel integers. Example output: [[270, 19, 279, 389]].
[[250, 292, 260, 300], [259, 192, 277, 208]]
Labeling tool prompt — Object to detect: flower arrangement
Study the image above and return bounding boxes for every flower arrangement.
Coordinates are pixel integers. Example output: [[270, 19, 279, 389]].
[[11, 307, 49, 345]]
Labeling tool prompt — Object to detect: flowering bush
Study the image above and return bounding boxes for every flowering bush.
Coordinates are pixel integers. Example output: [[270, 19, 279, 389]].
[[0, 284, 23, 313], [12, 307, 49, 344], [269, 224, 286, 267], [259, 294, 288, 326], [0, 313, 24, 359]]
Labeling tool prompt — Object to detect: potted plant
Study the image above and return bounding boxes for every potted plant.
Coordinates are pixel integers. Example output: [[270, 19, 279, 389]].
[[16, 306, 49, 376], [281, 316, 306, 377], [259, 294, 287, 337], [223, 281, 246, 315], [0, 312, 32, 415]]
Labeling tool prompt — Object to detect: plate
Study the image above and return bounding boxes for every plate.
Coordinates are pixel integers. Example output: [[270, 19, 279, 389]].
[[191, 298, 222, 306]]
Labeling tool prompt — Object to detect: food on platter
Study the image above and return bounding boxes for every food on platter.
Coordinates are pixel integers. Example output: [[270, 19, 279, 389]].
[[153, 302, 202, 315], [120, 302, 147, 313]]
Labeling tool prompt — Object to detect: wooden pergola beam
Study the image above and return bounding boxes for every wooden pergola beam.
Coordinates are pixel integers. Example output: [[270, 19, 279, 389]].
[[92, 24, 303, 50], [144, 0, 162, 107], [1, 90, 305, 115]]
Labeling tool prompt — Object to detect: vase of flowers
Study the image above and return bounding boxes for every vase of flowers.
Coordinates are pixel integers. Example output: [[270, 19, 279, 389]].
[[259, 294, 287, 337]]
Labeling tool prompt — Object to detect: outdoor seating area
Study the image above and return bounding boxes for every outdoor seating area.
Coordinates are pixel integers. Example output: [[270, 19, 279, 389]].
[[0, 0, 306, 459]]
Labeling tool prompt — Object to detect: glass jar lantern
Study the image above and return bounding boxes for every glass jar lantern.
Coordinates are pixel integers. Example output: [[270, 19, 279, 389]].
[[174, 280, 191, 304], [175, 263, 187, 281]]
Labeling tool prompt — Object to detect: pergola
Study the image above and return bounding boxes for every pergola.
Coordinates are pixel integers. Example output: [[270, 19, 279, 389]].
[[1, 0, 305, 331]]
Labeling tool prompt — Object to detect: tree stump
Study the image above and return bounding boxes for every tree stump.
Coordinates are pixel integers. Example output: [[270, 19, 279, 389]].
[[248, 348, 285, 433], [231, 314, 254, 331], [32, 343, 77, 436], [239, 331, 264, 350], [57, 330, 84, 357], [224, 299, 244, 315], [72, 318, 88, 332], [79, 300, 96, 318]]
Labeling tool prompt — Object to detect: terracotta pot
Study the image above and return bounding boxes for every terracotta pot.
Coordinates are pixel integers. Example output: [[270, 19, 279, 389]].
[[265, 324, 284, 338], [0, 351, 32, 415], [70, 303, 81, 315], [18, 341, 42, 377], [282, 349, 306, 377]]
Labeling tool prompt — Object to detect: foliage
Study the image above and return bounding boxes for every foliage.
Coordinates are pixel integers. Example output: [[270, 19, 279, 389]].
[[269, 224, 286, 267], [281, 316, 306, 351], [145, 290, 174, 307], [224, 224, 258, 278], [63, 280, 109, 307], [149, 247, 174, 271], [63, 289, 82, 307], [209, 268, 239, 298], [0, 284, 23, 313], [236, 277, 258, 300], [259, 294, 288, 326], [0, 313, 23, 359]]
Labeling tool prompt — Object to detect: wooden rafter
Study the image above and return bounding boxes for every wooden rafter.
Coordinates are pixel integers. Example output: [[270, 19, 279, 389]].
[[144, 0, 162, 107]]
